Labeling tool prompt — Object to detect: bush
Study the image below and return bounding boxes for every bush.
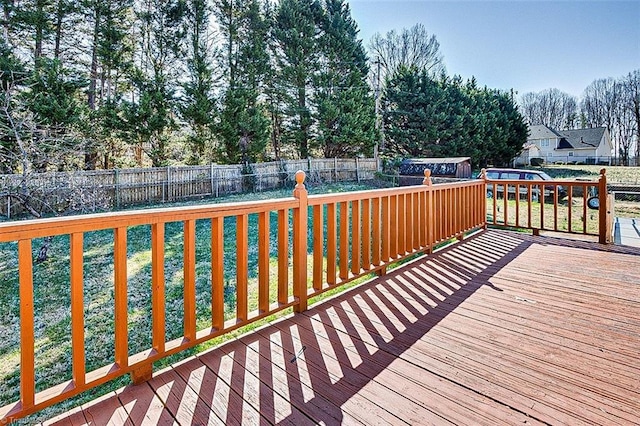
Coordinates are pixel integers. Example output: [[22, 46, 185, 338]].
[[530, 157, 544, 166]]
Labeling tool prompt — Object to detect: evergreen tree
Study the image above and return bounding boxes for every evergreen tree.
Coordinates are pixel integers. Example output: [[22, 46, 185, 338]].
[[273, 0, 322, 159], [83, 0, 134, 169], [180, 0, 217, 164], [383, 67, 527, 166], [314, 0, 376, 158], [383, 66, 447, 157], [215, 0, 270, 164], [123, 0, 186, 167]]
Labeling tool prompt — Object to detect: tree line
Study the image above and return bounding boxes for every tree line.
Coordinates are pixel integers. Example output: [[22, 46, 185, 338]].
[[0, 0, 528, 176], [519, 70, 640, 164]]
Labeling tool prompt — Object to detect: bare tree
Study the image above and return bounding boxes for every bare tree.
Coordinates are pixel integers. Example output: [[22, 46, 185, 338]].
[[581, 78, 621, 162], [622, 70, 640, 163], [581, 77, 619, 131], [368, 23, 445, 86], [518, 88, 577, 130]]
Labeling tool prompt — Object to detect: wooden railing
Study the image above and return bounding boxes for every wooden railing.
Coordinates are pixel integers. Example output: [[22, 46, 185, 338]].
[[483, 168, 612, 243], [0, 170, 486, 422]]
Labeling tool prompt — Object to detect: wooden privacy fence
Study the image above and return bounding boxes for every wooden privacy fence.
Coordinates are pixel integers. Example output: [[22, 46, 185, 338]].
[[0, 169, 486, 422], [484, 168, 613, 244], [0, 158, 379, 218]]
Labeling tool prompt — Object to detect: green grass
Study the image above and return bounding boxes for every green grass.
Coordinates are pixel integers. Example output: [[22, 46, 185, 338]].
[[529, 164, 640, 184], [2, 180, 403, 423]]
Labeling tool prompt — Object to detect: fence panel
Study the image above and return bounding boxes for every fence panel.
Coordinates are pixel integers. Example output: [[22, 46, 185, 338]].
[[0, 158, 380, 219]]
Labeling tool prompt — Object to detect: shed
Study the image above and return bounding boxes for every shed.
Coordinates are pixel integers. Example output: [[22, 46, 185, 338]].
[[399, 157, 472, 179]]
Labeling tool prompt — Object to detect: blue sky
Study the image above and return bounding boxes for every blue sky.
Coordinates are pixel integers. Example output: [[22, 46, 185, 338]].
[[348, 0, 640, 98]]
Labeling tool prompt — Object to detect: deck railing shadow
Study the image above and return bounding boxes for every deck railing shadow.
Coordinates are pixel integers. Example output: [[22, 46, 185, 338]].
[[45, 230, 534, 425]]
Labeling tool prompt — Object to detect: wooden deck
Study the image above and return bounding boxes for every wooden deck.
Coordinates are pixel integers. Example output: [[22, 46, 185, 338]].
[[43, 230, 640, 426]]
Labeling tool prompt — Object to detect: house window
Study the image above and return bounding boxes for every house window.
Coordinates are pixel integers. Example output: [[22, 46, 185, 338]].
[[568, 152, 574, 157], [540, 139, 550, 147]]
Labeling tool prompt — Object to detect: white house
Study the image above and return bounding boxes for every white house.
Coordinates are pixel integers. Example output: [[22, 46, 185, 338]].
[[515, 125, 613, 166]]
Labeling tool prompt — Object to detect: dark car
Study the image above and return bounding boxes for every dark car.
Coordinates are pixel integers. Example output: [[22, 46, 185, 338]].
[[483, 168, 567, 200]]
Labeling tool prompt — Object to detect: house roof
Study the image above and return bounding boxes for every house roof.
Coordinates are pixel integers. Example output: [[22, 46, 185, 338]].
[[527, 125, 608, 150], [556, 127, 606, 149], [528, 125, 562, 139]]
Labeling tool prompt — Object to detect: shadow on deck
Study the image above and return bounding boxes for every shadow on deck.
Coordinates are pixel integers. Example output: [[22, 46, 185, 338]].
[[45, 230, 640, 425]]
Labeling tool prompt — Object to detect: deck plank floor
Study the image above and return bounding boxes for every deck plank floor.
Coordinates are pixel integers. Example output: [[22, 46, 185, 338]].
[[43, 230, 640, 425]]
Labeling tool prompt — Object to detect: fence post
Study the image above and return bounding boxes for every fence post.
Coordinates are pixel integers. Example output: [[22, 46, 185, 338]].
[[334, 157, 338, 182], [292, 170, 308, 313], [210, 163, 215, 196], [114, 169, 120, 208], [355, 158, 360, 182], [480, 168, 488, 230], [166, 166, 172, 202], [598, 168, 609, 244]]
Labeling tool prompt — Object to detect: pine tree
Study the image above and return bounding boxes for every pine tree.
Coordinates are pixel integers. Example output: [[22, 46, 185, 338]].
[[314, 0, 376, 158], [215, 0, 270, 164], [273, 0, 322, 159], [123, 0, 186, 167], [180, 0, 217, 164]]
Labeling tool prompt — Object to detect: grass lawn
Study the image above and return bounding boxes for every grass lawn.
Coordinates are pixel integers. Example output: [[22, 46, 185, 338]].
[[533, 163, 640, 184], [1, 181, 398, 423], [487, 195, 602, 234]]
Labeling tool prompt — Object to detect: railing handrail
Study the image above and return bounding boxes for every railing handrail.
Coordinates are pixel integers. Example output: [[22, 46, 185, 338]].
[[0, 197, 299, 242]]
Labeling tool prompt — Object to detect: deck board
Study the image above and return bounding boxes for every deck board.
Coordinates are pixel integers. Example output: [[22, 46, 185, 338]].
[[43, 230, 640, 425]]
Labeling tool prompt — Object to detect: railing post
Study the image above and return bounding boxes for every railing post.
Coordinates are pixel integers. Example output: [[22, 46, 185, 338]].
[[423, 169, 434, 253], [598, 168, 609, 244], [293, 170, 308, 312], [480, 168, 488, 230]]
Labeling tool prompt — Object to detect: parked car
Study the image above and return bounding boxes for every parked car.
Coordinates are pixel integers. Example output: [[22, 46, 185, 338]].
[[483, 168, 567, 200]]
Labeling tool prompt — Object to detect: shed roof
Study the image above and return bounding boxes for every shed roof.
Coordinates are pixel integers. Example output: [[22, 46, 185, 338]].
[[403, 157, 471, 164]]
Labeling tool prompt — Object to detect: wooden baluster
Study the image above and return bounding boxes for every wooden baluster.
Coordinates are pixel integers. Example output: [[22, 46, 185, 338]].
[[567, 186, 573, 232], [114, 227, 128, 368], [339, 201, 349, 280], [582, 185, 588, 234], [362, 199, 371, 270], [278, 209, 289, 304], [372, 198, 381, 266], [515, 184, 520, 228], [527, 186, 533, 229], [540, 184, 545, 230], [312, 205, 323, 292], [70, 233, 86, 387], [390, 195, 397, 258], [184, 220, 197, 340], [236, 215, 248, 322], [151, 223, 165, 353], [327, 203, 337, 285], [381, 196, 390, 262], [18, 240, 35, 409], [413, 192, 420, 250], [212, 217, 224, 330], [258, 212, 270, 313], [553, 185, 559, 231], [351, 200, 361, 275], [398, 193, 406, 255]]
